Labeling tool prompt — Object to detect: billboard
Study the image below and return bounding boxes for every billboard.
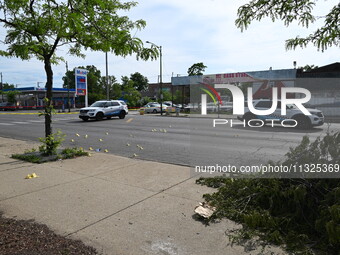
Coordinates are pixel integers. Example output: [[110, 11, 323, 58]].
[[75, 69, 88, 96]]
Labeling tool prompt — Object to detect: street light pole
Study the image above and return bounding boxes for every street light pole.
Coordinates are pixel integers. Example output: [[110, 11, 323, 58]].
[[159, 45, 163, 115], [0, 72, 3, 101], [66, 61, 71, 112], [106, 52, 109, 100], [146, 41, 163, 115]]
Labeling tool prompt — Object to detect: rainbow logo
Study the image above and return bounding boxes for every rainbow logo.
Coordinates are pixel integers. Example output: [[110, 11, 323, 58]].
[[199, 83, 223, 106]]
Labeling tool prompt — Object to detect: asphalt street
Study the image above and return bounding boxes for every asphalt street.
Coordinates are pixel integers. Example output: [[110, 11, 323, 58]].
[[0, 110, 338, 168]]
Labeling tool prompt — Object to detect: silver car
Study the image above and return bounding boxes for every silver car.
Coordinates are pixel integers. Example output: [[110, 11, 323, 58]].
[[143, 103, 167, 113]]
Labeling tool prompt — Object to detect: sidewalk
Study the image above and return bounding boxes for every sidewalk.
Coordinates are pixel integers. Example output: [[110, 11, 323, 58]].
[[0, 137, 286, 255]]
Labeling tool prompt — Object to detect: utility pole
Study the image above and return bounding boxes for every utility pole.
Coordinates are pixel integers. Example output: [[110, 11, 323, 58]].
[[66, 61, 71, 112], [160, 45, 163, 115], [146, 41, 163, 115], [0, 72, 3, 101], [106, 52, 109, 100]]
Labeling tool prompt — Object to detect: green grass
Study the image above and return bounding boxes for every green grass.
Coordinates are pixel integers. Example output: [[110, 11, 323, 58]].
[[61, 147, 89, 159], [11, 153, 44, 163], [12, 147, 89, 164]]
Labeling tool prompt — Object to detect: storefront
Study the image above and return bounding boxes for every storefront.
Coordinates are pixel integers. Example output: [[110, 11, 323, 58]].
[[2, 87, 76, 109]]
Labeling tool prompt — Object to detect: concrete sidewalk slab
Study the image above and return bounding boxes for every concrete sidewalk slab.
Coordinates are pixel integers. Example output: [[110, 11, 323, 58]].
[[71, 193, 285, 255], [50, 153, 140, 177], [0, 162, 87, 201], [71, 193, 230, 255], [163, 178, 215, 202], [97, 161, 190, 192], [0, 137, 38, 156], [1, 176, 155, 235], [0, 154, 22, 163], [0, 156, 33, 173]]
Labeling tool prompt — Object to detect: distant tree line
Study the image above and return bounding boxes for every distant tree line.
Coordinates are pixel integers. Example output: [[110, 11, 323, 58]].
[[0, 83, 18, 103], [62, 65, 151, 107]]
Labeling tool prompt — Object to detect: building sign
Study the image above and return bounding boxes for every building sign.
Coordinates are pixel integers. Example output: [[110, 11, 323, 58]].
[[75, 68, 88, 96], [203, 72, 256, 84]]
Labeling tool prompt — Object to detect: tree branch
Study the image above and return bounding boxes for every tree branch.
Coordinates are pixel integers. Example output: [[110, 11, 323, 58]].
[[48, 37, 61, 58]]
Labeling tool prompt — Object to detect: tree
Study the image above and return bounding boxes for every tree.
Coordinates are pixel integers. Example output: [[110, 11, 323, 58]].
[[160, 90, 172, 102], [5, 90, 19, 103], [173, 90, 182, 104], [235, 1, 340, 51], [62, 70, 76, 90], [105, 75, 122, 100], [140, 96, 151, 106], [0, 83, 15, 100], [197, 133, 340, 254], [120, 76, 141, 107], [2, 83, 15, 90], [0, 0, 158, 142], [130, 72, 149, 91], [187, 62, 207, 76], [121, 75, 131, 91], [298, 64, 319, 71]]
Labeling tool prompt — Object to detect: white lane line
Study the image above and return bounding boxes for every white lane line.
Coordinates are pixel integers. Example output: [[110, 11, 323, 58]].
[[12, 122, 30, 124], [28, 120, 44, 123], [0, 123, 14, 125], [54, 118, 76, 121]]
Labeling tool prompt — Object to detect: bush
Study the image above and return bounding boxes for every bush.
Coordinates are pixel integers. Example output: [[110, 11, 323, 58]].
[[39, 131, 65, 156], [11, 153, 43, 163], [197, 132, 340, 254], [61, 147, 89, 159]]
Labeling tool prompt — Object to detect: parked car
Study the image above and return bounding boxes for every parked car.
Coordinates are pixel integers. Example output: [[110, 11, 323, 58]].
[[0, 102, 16, 111], [79, 100, 128, 121], [237, 99, 324, 129], [184, 103, 200, 112], [220, 102, 233, 112], [143, 103, 167, 113], [163, 101, 182, 108], [206, 102, 218, 112]]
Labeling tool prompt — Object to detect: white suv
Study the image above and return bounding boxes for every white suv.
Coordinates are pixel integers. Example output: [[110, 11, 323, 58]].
[[238, 99, 324, 129], [79, 100, 128, 121]]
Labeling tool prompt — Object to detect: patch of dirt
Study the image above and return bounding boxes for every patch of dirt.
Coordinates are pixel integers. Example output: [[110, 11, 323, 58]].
[[0, 212, 98, 255]]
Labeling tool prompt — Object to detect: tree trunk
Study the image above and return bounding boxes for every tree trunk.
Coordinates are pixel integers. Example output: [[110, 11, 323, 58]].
[[44, 56, 53, 137]]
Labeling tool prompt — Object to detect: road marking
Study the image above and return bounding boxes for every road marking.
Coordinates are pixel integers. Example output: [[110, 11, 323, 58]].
[[12, 122, 30, 124], [0, 112, 38, 115], [0, 112, 78, 115], [126, 118, 134, 123], [54, 117, 77, 122], [28, 120, 44, 123], [0, 123, 14, 125]]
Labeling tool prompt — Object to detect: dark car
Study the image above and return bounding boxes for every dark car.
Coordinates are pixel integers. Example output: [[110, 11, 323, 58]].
[[0, 102, 17, 111]]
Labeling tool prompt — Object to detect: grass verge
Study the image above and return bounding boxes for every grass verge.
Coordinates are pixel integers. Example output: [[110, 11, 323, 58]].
[[12, 147, 89, 163]]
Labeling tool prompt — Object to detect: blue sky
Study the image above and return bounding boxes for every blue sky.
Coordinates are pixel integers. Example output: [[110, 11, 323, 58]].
[[0, 0, 339, 88]]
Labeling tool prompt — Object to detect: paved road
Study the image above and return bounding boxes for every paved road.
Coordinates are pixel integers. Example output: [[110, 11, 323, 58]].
[[0, 111, 338, 168]]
